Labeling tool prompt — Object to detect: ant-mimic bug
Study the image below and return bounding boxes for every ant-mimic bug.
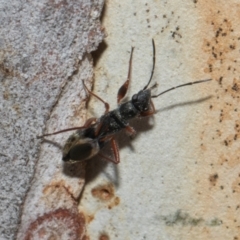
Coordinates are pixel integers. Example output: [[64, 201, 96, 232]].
[[38, 39, 211, 164]]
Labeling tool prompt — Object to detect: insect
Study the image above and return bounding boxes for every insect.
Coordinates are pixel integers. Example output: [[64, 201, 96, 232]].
[[38, 40, 211, 164]]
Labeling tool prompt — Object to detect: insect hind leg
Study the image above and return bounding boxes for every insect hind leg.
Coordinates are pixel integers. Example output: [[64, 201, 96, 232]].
[[37, 117, 97, 138], [98, 137, 120, 164], [117, 47, 134, 104]]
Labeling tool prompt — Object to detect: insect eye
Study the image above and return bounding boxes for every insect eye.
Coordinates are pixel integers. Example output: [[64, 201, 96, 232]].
[[68, 143, 93, 161]]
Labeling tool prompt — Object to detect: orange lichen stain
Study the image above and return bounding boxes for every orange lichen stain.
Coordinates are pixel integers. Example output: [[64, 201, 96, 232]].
[[85, 213, 95, 224], [91, 183, 115, 202], [184, 1, 240, 239], [43, 182, 62, 195], [82, 235, 90, 240], [200, 143, 207, 151], [91, 183, 120, 209], [234, 120, 240, 132], [24, 209, 86, 240], [231, 174, 240, 194], [209, 173, 219, 186], [218, 152, 240, 168], [229, 78, 240, 98], [41, 181, 78, 210], [43, 180, 75, 199], [99, 233, 110, 240], [203, 18, 236, 71], [223, 132, 239, 148], [108, 196, 120, 210]]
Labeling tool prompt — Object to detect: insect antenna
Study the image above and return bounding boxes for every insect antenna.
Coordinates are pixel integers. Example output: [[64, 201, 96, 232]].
[[151, 79, 212, 98], [143, 39, 156, 90]]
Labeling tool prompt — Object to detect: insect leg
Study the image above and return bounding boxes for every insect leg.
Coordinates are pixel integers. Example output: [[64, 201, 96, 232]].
[[98, 137, 120, 164], [140, 100, 156, 117], [82, 81, 110, 114], [110, 137, 120, 164], [37, 117, 97, 138], [117, 47, 134, 104], [84, 117, 97, 127], [125, 125, 136, 137]]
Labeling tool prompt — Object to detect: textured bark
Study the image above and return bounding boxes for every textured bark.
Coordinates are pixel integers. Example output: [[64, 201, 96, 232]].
[[0, 1, 104, 239]]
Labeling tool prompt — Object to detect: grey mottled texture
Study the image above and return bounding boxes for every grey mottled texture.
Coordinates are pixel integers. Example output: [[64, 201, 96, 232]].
[[0, 0, 104, 239]]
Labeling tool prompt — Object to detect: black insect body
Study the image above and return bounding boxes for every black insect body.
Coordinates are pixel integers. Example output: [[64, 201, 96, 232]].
[[38, 40, 211, 164], [97, 89, 152, 137], [62, 125, 100, 163]]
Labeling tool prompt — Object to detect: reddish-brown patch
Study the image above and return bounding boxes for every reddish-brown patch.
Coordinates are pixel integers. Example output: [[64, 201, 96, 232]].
[[24, 209, 86, 240], [43, 180, 77, 202], [91, 183, 115, 202], [187, 1, 240, 238], [82, 235, 90, 240], [99, 233, 110, 240], [91, 183, 120, 209]]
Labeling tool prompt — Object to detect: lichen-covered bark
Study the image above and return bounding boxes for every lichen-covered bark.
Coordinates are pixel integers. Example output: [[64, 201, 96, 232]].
[[0, 1, 104, 239]]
